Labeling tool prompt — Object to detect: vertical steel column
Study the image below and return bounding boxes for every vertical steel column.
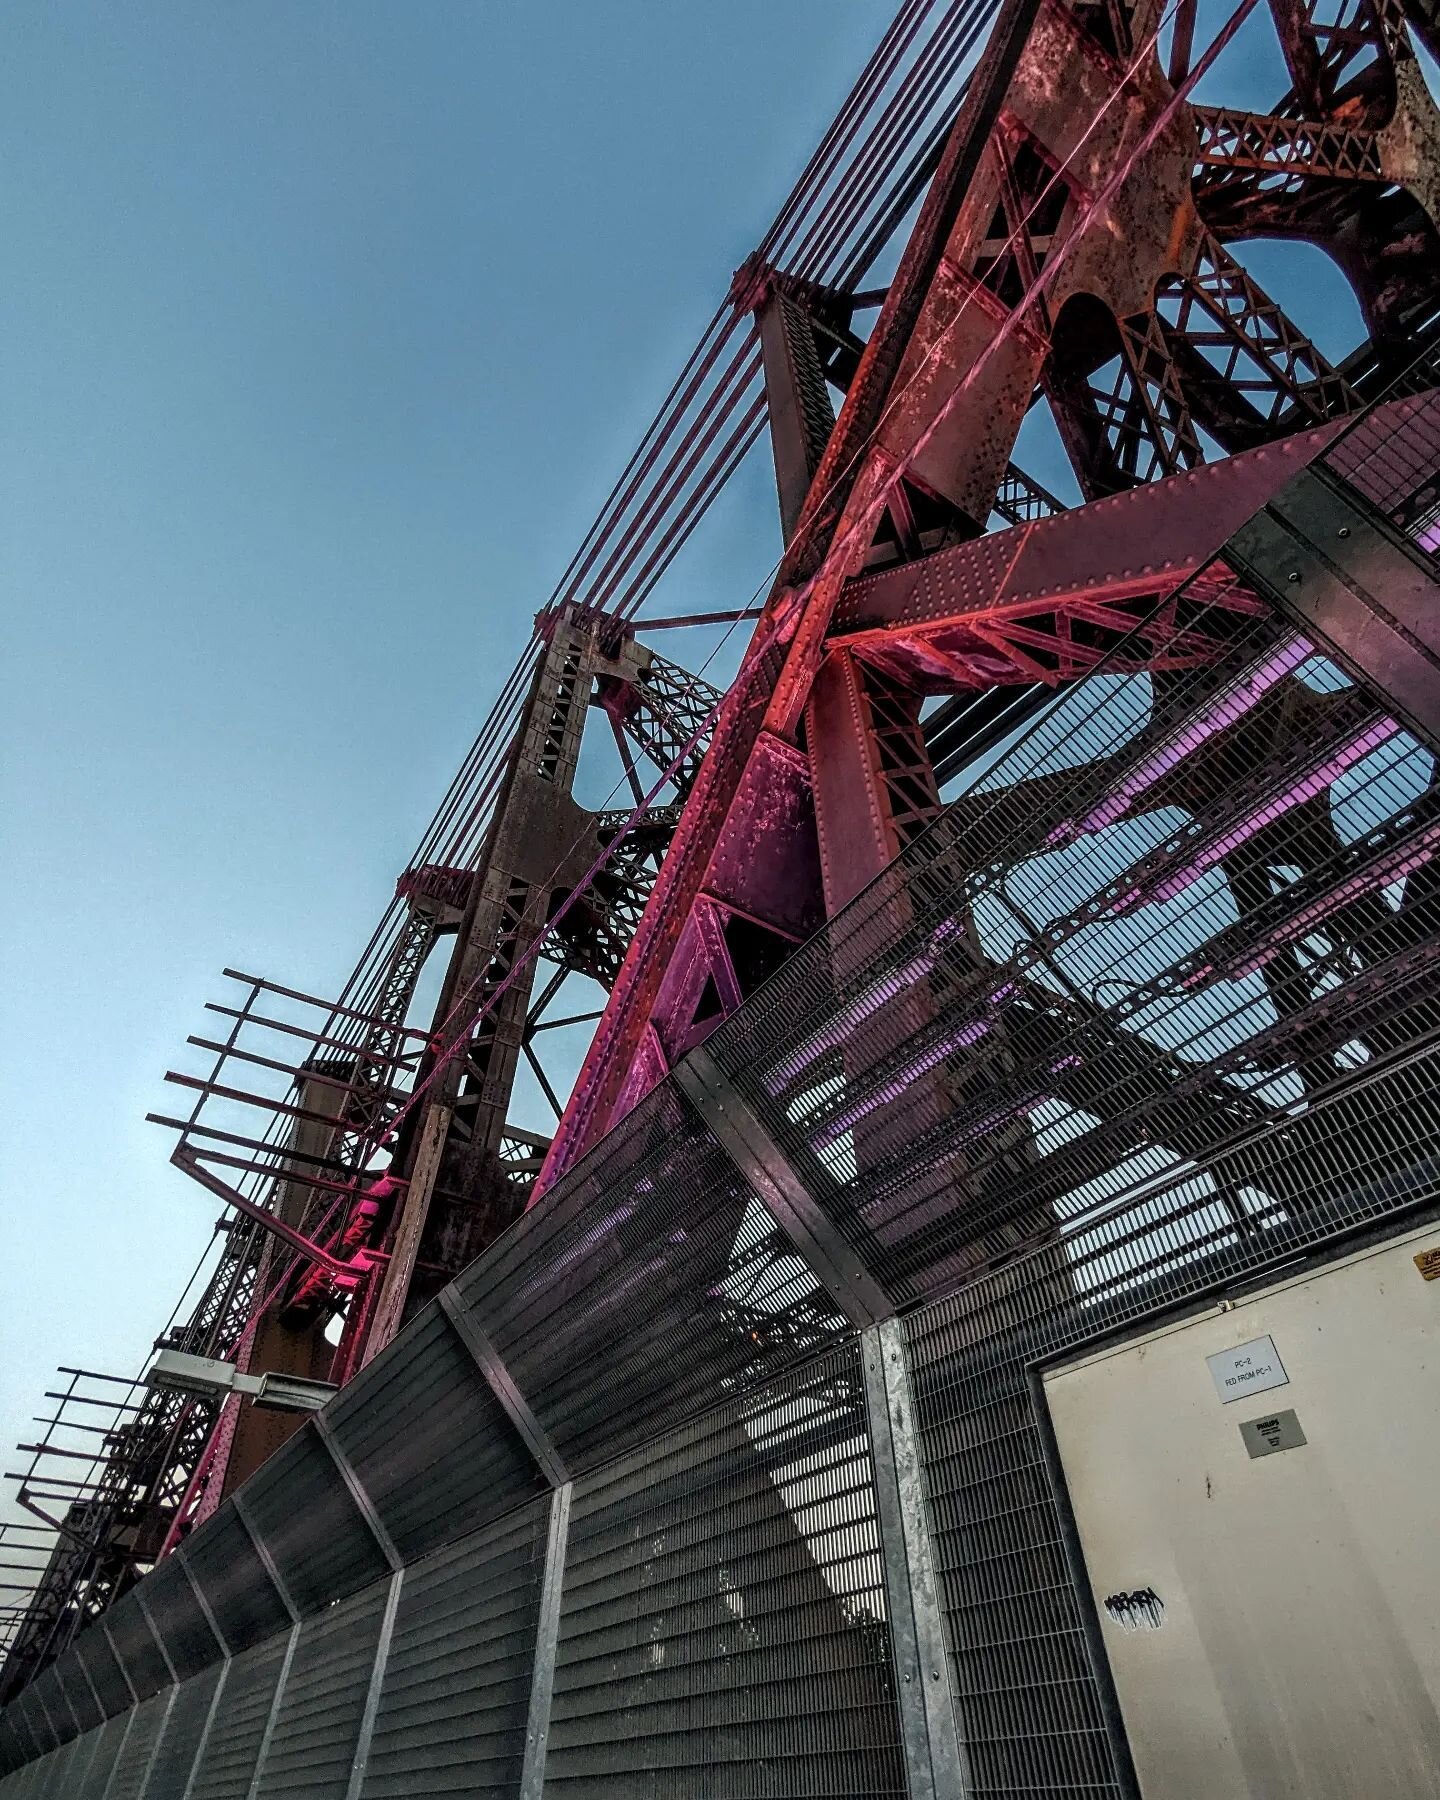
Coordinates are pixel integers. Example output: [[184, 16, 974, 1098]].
[[756, 285, 837, 544], [1227, 462, 1440, 749], [517, 1482, 572, 1800], [366, 612, 612, 1355], [861, 1318, 970, 1800], [342, 1568, 404, 1800]]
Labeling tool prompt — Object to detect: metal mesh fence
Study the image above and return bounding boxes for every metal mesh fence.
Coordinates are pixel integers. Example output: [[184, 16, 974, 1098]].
[[359, 1501, 549, 1799], [240, 1427, 390, 1616], [143, 1661, 223, 1800], [71, 1621, 130, 1722], [251, 1583, 389, 1798], [706, 585, 1440, 1308], [454, 1082, 849, 1475], [0, 381, 1437, 1800], [139, 1553, 221, 1686], [325, 1301, 547, 1564], [104, 1594, 172, 1706], [186, 1634, 289, 1800], [181, 1506, 292, 1657], [103, 1687, 171, 1800], [75, 1710, 132, 1799], [544, 1340, 905, 1799]]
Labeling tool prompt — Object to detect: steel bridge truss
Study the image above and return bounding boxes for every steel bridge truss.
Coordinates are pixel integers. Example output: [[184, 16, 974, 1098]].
[[2, 0, 1439, 1781]]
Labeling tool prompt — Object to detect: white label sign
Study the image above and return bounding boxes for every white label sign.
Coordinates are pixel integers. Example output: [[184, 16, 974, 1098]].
[[1207, 1334, 1288, 1404]]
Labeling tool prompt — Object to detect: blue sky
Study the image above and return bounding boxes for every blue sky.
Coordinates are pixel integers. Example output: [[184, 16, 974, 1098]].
[[0, 0, 1409, 1524], [0, 0, 904, 1505]]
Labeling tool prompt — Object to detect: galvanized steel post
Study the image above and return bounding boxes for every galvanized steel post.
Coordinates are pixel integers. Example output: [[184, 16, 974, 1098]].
[[343, 1568, 404, 1800], [517, 1481, 572, 1800], [862, 1318, 970, 1800]]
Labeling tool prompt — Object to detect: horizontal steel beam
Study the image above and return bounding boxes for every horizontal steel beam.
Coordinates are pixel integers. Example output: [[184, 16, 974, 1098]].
[[828, 407, 1376, 644]]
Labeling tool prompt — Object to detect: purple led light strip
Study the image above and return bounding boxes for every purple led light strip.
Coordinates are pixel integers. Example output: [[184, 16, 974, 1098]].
[[1048, 633, 1314, 847]]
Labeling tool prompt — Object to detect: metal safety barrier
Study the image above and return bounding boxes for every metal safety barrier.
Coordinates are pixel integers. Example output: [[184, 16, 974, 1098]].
[[2, 384, 1439, 1799]]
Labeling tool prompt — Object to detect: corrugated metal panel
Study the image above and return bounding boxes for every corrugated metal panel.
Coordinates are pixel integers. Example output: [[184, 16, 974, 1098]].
[[455, 1082, 847, 1474], [187, 1634, 290, 1800], [326, 1303, 547, 1563], [143, 1662, 224, 1800], [183, 1505, 292, 1654], [73, 1709, 132, 1799], [24, 1731, 82, 1800], [53, 1646, 102, 1734], [242, 1428, 389, 1615], [71, 1621, 131, 1721], [23, 1670, 69, 1752], [104, 1593, 172, 1703], [360, 1501, 549, 1799], [0, 1711, 28, 1777], [544, 1341, 906, 1798], [252, 1580, 388, 1798], [139, 1552, 221, 1683], [102, 1688, 171, 1800]]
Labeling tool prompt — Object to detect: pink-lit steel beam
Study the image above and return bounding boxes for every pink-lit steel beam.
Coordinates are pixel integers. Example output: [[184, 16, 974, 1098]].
[[538, 411, 1370, 1185]]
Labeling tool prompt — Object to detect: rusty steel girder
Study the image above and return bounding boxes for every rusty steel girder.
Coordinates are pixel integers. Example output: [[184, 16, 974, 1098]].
[[538, 0, 1440, 1189]]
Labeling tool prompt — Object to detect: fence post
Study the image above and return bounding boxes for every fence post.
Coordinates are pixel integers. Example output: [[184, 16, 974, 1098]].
[[242, 1623, 301, 1800], [862, 1318, 970, 1800], [343, 1568, 405, 1800], [518, 1482, 572, 1800], [177, 1661, 232, 1800]]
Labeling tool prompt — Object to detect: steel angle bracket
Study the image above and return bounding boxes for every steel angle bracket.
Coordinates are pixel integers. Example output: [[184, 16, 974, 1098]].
[[435, 1287, 569, 1488], [674, 1043, 895, 1328], [230, 1491, 301, 1624], [1226, 464, 1440, 751], [311, 1414, 403, 1571]]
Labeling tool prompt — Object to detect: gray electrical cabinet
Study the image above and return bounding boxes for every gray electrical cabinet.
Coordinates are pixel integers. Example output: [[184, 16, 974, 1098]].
[[1044, 1220, 1440, 1798]]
